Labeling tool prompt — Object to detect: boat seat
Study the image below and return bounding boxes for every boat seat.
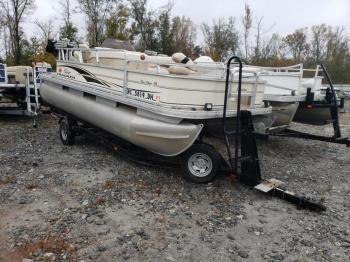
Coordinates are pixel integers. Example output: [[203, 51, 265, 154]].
[[85, 50, 201, 76], [88, 51, 150, 71], [168, 66, 195, 75]]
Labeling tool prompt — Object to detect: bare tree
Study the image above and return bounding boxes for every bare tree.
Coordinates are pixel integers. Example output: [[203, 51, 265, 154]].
[[59, 0, 78, 41], [283, 28, 309, 61], [325, 26, 346, 60], [106, 3, 131, 41], [323, 26, 350, 83], [60, 0, 73, 24], [171, 16, 197, 56], [0, 0, 35, 64], [260, 33, 281, 60], [252, 17, 275, 62], [0, 18, 10, 59], [35, 19, 56, 47], [128, 0, 158, 51], [253, 17, 264, 60], [157, 1, 174, 54], [202, 17, 239, 61], [242, 4, 252, 59], [78, 0, 117, 47], [310, 24, 327, 63]]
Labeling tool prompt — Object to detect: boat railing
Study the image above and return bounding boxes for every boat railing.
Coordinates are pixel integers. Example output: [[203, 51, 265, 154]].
[[60, 47, 230, 78], [0, 63, 7, 84], [57, 47, 234, 79], [245, 62, 325, 93], [244, 63, 304, 75], [301, 65, 325, 91], [302, 65, 323, 77], [229, 67, 261, 108], [56, 47, 264, 108]]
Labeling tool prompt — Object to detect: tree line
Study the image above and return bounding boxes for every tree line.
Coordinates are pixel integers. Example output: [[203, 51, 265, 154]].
[[0, 0, 349, 83]]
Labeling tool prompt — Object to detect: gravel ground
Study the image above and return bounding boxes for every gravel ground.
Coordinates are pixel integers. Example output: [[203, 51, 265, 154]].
[[0, 103, 349, 262]]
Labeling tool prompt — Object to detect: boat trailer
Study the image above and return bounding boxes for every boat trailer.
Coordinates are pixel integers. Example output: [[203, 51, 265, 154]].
[[50, 56, 326, 212], [270, 64, 350, 147]]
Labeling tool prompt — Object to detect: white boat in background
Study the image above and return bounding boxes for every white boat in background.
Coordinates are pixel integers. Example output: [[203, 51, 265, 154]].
[[243, 63, 343, 128], [293, 65, 343, 125], [0, 62, 51, 117], [242, 64, 305, 131], [40, 40, 273, 157], [185, 58, 302, 131]]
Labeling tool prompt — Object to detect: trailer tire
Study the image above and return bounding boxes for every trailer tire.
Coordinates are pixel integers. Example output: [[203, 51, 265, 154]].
[[181, 144, 221, 183], [59, 117, 75, 145]]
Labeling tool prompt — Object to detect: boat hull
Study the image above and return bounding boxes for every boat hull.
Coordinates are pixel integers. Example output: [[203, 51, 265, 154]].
[[40, 81, 203, 156], [293, 103, 332, 125], [196, 113, 275, 136], [41, 73, 272, 120], [270, 101, 299, 128]]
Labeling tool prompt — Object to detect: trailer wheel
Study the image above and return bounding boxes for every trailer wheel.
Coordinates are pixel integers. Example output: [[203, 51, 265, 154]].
[[59, 117, 75, 145], [181, 144, 221, 183]]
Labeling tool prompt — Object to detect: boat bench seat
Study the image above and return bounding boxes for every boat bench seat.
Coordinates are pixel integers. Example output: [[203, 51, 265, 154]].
[[85, 51, 200, 76]]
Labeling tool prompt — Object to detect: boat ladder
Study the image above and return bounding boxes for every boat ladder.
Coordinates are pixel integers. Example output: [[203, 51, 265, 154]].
[[25, 67, 40, 127], [223, 56, 326, 211]]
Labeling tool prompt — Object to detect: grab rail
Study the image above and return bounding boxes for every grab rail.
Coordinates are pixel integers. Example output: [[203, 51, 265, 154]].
[[230, 68, 261, 108], [57, 47, 226, 75], [223, 56, 243, 174], [245, 63, 303, 74], [0, 63, 8, 84]]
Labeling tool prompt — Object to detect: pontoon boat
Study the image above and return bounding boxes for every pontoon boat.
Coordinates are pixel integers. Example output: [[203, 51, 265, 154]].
[[40, 41, 273, 158], [294, 65, 343, 125], [243, 64, 343, 128]]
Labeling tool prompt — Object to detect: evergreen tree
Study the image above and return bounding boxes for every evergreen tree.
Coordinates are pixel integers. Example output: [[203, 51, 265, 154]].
[[60, 22, 78, 42]]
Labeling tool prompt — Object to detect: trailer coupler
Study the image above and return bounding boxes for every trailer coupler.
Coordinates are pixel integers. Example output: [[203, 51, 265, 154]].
[[254, 179, 326, 212]]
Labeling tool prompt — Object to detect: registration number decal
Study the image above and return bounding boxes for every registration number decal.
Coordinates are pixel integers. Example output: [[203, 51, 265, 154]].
[[126, 88, 160, 102]]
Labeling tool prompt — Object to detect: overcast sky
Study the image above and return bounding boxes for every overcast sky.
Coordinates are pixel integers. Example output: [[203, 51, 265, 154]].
[[26, 0, 350, 43]]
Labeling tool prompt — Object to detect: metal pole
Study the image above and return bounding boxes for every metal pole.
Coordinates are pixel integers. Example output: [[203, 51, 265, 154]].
[[320, 64, 341, 138], [223, 56, 243, 174]]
